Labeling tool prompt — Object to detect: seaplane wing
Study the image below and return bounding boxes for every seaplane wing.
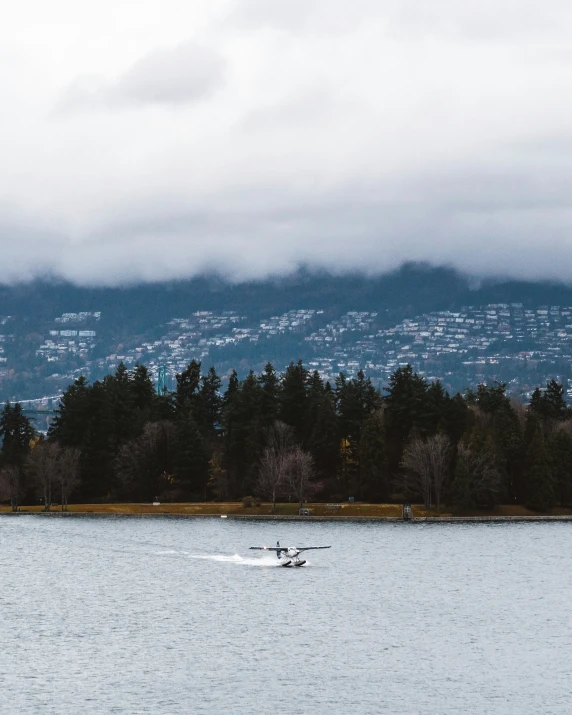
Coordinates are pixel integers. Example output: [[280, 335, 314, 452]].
[[249, 546, 331, 552]]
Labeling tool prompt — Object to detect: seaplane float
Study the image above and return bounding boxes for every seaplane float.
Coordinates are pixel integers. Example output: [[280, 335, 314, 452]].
[[249, 541, 331, 567]]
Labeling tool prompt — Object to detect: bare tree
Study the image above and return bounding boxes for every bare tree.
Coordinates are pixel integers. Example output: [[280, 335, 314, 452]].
[[208, 451, 230, 500], [26, 441, 61, 511], [456, 443, 501, 507], [0, 465, 23, 512], [510, 398, 528, 432], [286, 446, 314, 508], [115, 421, 175, 501], [399, 434, 451, 509], [257, 421, 294, 512], [116, 440, 141, 496], [55, 447, 81, 511], [399, 438, 432, 508], [555, 418, 572, 438], [468, 404, 492, 432], [429, 433, 451, 511]]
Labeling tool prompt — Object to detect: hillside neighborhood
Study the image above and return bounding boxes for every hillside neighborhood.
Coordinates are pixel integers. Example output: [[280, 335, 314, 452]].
[[2, 302, 572, 404]]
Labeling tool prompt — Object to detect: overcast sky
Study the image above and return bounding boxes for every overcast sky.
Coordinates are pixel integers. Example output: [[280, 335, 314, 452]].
[[3, 0, 572, 285]]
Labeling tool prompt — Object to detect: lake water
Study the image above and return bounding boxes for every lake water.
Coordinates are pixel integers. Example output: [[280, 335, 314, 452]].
[[1, 517, 571, 714]]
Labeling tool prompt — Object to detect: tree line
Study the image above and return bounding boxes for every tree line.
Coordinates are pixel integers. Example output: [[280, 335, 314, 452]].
[[1, 360, 571, 512]]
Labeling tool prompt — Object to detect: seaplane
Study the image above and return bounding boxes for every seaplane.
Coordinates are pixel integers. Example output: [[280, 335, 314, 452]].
[[249, 541, 331, 567]]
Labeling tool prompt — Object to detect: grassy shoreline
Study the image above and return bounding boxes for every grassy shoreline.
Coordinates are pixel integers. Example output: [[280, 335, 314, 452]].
[[2, 502, 572, 520]]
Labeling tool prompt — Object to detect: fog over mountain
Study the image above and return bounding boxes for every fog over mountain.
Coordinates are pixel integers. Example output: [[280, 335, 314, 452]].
[[3, 0, 572, 285]]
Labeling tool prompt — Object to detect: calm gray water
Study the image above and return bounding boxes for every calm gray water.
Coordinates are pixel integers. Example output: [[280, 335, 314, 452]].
[[1, 518, 571, 714]]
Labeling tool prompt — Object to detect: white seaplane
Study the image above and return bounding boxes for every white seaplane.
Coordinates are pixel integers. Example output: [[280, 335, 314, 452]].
[[249, 541, 331, 567]]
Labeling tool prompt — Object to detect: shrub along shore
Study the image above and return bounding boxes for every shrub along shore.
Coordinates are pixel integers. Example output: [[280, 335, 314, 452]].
[[2, 502, 572, 521]]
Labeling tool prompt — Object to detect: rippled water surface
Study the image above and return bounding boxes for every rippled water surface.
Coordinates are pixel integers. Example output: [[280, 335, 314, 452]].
[[1, 517, 572, 714]]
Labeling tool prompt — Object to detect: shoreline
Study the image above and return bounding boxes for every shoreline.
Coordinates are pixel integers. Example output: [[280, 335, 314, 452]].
[[2, 511, 572, 523]]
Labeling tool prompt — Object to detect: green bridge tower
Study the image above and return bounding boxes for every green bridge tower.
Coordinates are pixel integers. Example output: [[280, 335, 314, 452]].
[[157, 365, 168, 395]]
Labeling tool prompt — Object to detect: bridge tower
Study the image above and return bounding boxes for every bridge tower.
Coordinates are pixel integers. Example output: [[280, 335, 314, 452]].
[[157, 365, 168, 395]]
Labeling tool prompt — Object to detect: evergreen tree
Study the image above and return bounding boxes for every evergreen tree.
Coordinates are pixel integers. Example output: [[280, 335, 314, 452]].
[[425, 380, 447, 434], [78, 380, 116, 500], [49, 375, 91, 447], [335, 370, 381, 494], [442, 392, 469, 443], [131, 362, 174, 423], [198, 366, 222, 438], [529, 387, 544, 417], [308, 391, 340, 483], [305, 370, 326, 443], [474, 382, 510, 415], [107, 364, 137, 444], [524, 428, 555, 511], [221, 371, 263, 497], [279, 361, 309, 440], [221, 369, 240, 496], [237, 372, 264, 495], [0, 403, 36, 467], [383, 365, 429, 474], [258, 363, 280, 423], [115, 361, 130, 386], [548, 429, 572, 506], [358, 411, 388, 501], [130, 363, 156, 412], [337, 370, 380, 447], [544, 379, 567, 419], [492, 404, 524, 503], [224, 370, 239, 405], [529, 380, 570, 422], [466, 383, 523, 502], [174, 413, 209, 499], [174, 360, 201, 416]]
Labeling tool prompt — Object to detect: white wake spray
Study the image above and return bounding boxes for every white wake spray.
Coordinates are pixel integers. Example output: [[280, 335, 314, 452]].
[[154, 550, 309, 566], [188, 553, 282, 566]]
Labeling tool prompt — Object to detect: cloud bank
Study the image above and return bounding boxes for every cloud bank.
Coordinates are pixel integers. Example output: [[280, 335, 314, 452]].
[[56, 41, 226, 111], [2, 0, 572, 285]]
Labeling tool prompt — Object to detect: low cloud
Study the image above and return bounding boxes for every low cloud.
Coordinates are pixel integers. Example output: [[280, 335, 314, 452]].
[[2, 0, 572, 285], [226, 0, 572, 41], [56, 40, 226, 112]]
